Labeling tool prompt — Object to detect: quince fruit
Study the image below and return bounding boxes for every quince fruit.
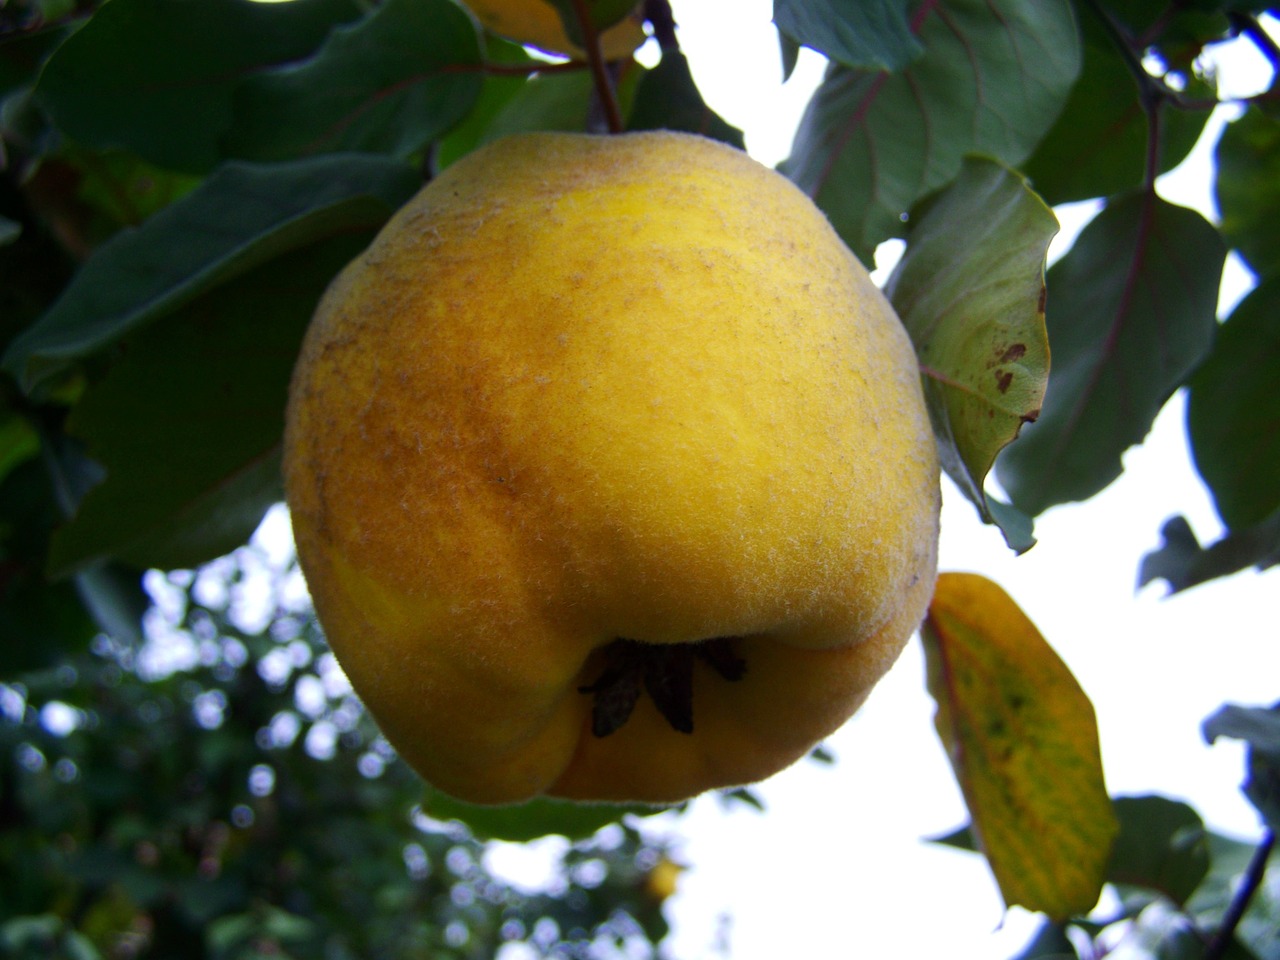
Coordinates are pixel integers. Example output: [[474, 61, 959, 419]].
[[283, 131, 940, 805], [461, 0, 647, 60]]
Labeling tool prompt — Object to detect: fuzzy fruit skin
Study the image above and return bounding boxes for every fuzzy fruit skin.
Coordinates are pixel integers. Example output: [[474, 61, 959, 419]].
[[284, 131, 941, 805], [461, 0, 646, 60]]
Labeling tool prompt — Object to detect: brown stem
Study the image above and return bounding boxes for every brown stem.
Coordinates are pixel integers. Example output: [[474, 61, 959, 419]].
[[569, 0, 624, 133], [482, 60, 590, 77]]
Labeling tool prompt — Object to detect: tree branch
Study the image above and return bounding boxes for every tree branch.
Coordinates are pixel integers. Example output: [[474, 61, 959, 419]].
[[569, 0, 624, 134], [1203, 829, 1276, 960]]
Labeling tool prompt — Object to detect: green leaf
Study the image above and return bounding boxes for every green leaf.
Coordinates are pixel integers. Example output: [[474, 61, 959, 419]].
[[923, 572, 1117, 920], [0, 22, 71, 98], [224, 0, 482, 163], [1205, 703, 1280, 831], [1205, 704, 1280, 758], [782, 0, 1079, 263], [48, 236, 365, 576], [1021, 16, 1213, 205], [34, 0, 363, 173], [434, 37, 542, 171], [1217, 107, 1280, 281], [544, 0, 638, 51], [472, 69, 596, 141], [996, 194, 1225, 516], [929, 823, 977, 850], [627, 51, 744, 148], [773, 0, 923, 71], [1012, 921, 1078, 960], [73, 563, 148, 647], [1139, 512, 1280, 594], [1187, 279, 1280, 530], [0, 460, 99, 670], [778, 26, 802, 82], [61, 148, 202, 230], [1108, 795, 1211, 906], [886, 157, 1055, 550], [0, 406, 37, 484], [1188, 832, 1280, 960], [3, 154, 419, 393], [421, 785, 667, 842]]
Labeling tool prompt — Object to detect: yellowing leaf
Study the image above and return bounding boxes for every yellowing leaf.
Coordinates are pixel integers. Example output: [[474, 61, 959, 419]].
[[923, 572, 1117, 919]]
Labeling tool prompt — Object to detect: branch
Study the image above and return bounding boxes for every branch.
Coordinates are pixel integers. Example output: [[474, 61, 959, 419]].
[[1080, 0, 1164, 189], [1203, 829, 1276, 960], [482, 60, 589, 77], [569, 0, 623, 134]]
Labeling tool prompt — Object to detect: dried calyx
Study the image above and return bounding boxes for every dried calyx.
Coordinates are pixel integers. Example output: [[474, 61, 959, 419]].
[[579, 637, 747, 737]]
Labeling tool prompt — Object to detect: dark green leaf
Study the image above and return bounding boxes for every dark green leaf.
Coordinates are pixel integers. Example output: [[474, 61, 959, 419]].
[[0, 22, 70, 97], [1012, 921, 1078, 959], [1217, 109, 1280, 281], [473, 69, 596, 141], [48, 236, 365, 576], [224, 0, 482, 163], [0, 459, 99, 671], [434, 37, 542, 171], [0, 406, 37, 484], [928, 823, 977, 850], [782, 0, 1079, 263], [0, 216, 19, 246], [62, 148, 202, 231], [1139, 512, 1280, 594], [421, 785, 666, 842], [1188, 279, 1280, 529], [1205, 704, 1280, 758], [886, 157, 1055, 550], [73, 563, 147, 648], [997, 194, 1225, 516], [1205, 703, 1280, 831], [773, 0, 922, 71], [3, 155, 419, 393], [34, 0, 364, 173], [987, 498, 1037, 553], [545, 0, 638, 51], [1188, 832, 1280, 960], [1021, 16, 1213, 205], [627, 51, 744, 147], [778, 26, 802, 81], [1108, 795, 1211, 906]]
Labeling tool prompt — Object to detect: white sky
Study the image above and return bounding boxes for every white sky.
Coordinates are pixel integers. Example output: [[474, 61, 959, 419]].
[[592, 4, 1280, 959]]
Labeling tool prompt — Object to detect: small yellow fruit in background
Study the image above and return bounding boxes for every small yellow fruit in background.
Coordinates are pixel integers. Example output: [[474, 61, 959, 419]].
[[643, 856, 684, 903], [461, 0, 647, 60], [283, 131, 940, 806]]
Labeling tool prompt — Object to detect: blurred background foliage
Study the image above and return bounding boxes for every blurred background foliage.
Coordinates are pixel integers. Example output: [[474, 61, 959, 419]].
[[2, 509, 678, 959]]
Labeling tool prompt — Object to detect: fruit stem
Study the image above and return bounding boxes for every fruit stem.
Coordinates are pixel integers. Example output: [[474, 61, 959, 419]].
[[569, 0, 625, 134]]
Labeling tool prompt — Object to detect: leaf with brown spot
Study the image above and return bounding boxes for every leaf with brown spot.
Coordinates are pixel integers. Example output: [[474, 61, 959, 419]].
[[887, 157, 1055, 553], [922, 572, 1117, 920]]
